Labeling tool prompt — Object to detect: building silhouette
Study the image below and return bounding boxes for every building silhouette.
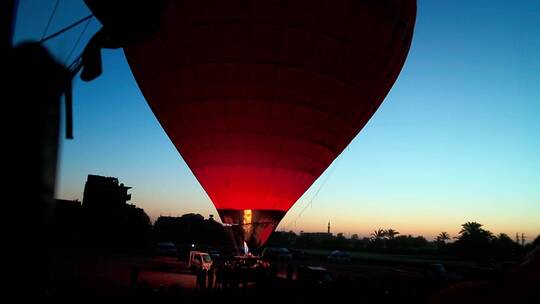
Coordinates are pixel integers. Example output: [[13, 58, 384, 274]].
[[300, 232, 333, 241], [83, 174, 131, 209], [51, 174, 151, 250], [154, 214, 230, 255]]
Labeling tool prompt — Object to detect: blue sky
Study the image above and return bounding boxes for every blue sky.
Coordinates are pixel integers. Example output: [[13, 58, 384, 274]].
[[14, 0, 539, 240]]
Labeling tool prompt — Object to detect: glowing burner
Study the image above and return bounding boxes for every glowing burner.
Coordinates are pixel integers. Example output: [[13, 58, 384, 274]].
[[218, 209, 286, 251], [243, 209, 252, 225], [243, 241, 250, 256]]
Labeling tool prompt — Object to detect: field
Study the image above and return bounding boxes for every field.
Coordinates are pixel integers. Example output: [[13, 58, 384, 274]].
[[43, 249, 484, 302]]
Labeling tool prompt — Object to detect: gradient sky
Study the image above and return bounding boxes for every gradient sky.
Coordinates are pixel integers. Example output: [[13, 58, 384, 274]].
[[14, 0, 539, 241]]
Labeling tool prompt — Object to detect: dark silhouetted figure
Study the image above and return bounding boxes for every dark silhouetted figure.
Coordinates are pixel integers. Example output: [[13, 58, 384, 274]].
[[270, 262, 279, 278], [241, 267, 249, 289], [207, 266, 215, 291], [197, 268, 207, 292], [130, 264, 139, 290], [215, 267, 224, 290], [287, 263, 294, 280]]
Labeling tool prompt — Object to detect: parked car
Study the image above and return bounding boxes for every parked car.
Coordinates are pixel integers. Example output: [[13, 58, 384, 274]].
[[151, 242, 180, 271], [288, 248, 306, 260], [188, 251, 213, 273], [155, 242, 179, 257], [327, 250, 351, 263], [297, 266, 333, 286], [425, 263, 448, 281], [262, 247, 293, 261], [208, 249, 221, 261]]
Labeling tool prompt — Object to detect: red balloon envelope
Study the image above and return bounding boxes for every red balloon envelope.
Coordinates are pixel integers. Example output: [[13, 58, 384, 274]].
[[125, 0, 416, 250]]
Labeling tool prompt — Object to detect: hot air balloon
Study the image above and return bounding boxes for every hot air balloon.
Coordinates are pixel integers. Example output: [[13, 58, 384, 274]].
[[123, 0, 416, 251]]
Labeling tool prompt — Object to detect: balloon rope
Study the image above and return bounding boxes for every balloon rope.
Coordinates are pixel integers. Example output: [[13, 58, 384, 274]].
[[64, 16, 93, 65], [40, 14, 93, 44], [281, 148, 346, 231], [41, 0, 60, 40]]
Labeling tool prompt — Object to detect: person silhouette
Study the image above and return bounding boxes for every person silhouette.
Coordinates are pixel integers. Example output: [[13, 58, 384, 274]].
[[196, 268, 207, 292], [215, 267, 224, 290], [130, 264, 139, 290], [207, 265, 215, 291], [286, 263, 294, 280]]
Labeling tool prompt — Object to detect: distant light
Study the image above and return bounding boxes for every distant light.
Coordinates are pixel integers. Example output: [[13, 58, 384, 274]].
[[191, 244, 195, 248]]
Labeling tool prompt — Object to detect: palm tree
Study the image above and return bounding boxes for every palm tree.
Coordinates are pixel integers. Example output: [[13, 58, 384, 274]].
[[437, 232, 450, 244], [459, 222, 493, 239], [455, 222, 494, 259], [385, 229, 399, 239], [371, 229, 386, 240], [370, 228, 387, 250]]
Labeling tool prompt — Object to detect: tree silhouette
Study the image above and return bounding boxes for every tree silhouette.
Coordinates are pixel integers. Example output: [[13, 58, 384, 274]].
[[455, 222, 494, 259], [531, 235, 540, 249], [371, 229, 386, 240], [492, 233, 523, 260], [370, 229, 386, 250], [385, 229, 399, 239], [459, 222, 493, 238], [436, 232, 450, 244]]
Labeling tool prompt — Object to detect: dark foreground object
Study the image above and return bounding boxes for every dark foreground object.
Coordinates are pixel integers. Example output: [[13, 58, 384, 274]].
[[40, 247, 539, 303]]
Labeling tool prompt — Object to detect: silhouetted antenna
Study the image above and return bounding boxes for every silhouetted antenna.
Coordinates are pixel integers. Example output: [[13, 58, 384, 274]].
[[521, 233, 526, 246], [516, 232, 520, 243]]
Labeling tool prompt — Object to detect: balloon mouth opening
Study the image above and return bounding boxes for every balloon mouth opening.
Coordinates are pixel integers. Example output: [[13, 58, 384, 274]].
[[218, 209, 286, 253]]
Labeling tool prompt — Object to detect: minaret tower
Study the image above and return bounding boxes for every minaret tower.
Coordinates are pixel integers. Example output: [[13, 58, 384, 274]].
[[328, 221, 331, 234]]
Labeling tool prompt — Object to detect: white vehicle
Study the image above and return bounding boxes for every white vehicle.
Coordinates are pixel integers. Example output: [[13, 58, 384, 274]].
[[327, 250, 351, 264], [188, 251, 213, 273]]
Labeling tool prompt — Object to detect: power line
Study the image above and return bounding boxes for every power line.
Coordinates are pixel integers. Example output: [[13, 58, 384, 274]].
[[516, 232, 527, 246], [41, 0, 61, 40]]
